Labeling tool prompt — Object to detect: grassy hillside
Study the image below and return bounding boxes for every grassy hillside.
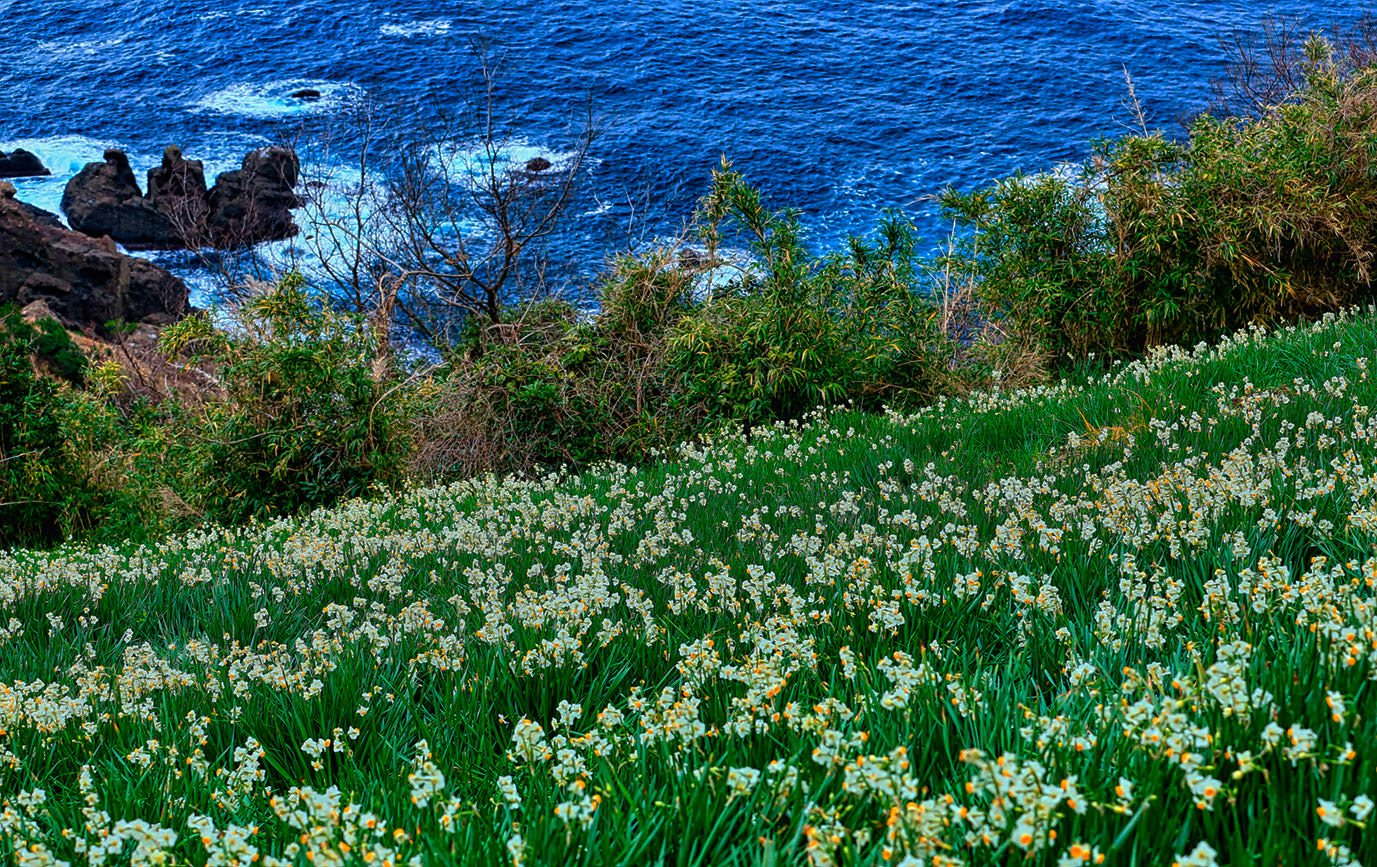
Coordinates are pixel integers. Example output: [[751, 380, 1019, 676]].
[[2, 308, 1377, 866]]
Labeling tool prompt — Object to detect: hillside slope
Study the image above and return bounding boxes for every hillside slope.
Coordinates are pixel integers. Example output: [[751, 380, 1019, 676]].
[[2, 310, 1377, 866]]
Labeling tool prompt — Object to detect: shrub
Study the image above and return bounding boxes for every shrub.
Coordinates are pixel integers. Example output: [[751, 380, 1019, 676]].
[[941, 33, 1377, 357], [159, 273, 414, 523], [0, 304, 87, 385], [413, 166, 969, 481], [55, 360, 202, 544], [667, 164, 954, 427], [412, 261, 699, 480], [0, 329, 94, 546]]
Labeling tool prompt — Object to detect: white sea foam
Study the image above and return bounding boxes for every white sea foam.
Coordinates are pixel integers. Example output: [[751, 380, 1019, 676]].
[[4, 133, 285, 309], [1, 135, 129, 219], [379, 18, 453, 38], [32, 35, 131, 60], [195, 80, 365, 119], [634, 241, 759, 302], [3, 131, 585, 311], [243, 162, 410, 295], [2, 133, 275, 213], [423, 137, 579, 184], [2, 134, 115, 178]]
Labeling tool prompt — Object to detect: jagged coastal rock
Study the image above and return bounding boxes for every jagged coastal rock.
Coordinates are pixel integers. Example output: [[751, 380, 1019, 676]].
[[205, 146, 303, 246], [1, 181, 189, 328], [0, 148, 50, 178], [61, 149, 181, 249], [146, 145, 210, 234], [60, 145, 302, 249]]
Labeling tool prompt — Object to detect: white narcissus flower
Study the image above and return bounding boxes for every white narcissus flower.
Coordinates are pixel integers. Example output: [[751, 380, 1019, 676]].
[[1317, 799, 1345, 828], [1351, 794, 1375, 821]]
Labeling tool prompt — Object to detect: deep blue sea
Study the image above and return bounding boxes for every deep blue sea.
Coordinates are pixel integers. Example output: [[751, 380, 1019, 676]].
[[2, 1, 1373, 301]]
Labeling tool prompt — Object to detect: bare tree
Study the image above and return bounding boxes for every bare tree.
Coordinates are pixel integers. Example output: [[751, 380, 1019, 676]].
[[1207, 14, 1377, 119], [293, 42, 599, 353]]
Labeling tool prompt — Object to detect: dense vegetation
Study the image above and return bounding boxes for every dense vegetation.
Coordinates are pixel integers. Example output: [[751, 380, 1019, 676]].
[[3, 31, 1377, 545], [940, 31, 1377, 357], [1, 307, 1375, 866]]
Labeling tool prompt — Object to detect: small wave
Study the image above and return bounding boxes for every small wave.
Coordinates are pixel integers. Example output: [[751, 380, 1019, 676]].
[[196, 9, 268, 21], [379, 18, 453, 38], [1, 134, 118, 177], [195, 80, 365, 119], [33, 35, 131, 60]]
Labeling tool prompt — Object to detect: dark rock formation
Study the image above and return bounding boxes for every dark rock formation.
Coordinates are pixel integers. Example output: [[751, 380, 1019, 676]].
[[146, 145, 209, 242], [0, 148, 50, 178], [524, 156, 552, 173], [60, 149, 180, 250], [1, 181, 189, 329], [290, 88, 322, 100], [60, 145, 304, 250], [205, 146, 303, 247]]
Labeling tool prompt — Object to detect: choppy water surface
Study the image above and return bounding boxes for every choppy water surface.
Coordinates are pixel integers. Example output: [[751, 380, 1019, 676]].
[[1, 1, 1371, 297]]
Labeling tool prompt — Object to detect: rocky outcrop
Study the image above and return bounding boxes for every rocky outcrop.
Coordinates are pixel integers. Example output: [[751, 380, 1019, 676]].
[[60, 149, 181, 250], [0, 149, 50, 178], [205, 146, 303, 247], [1, 181, 189, 329], [146, 145, 209, 240], [61, 145, 302, 250]]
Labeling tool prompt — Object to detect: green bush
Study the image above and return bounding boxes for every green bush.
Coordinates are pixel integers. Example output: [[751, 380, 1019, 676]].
[[0, 308, 204, 547], [55, 361, 202, 544], [413, 166, 966, 481], [413, 263, 700, 479], [159, 273, 415, 524], [941, 33, 1377, 357], [0, 304, 87, 385], [0, 333, 94, 547], [667, 164, 952, 427]]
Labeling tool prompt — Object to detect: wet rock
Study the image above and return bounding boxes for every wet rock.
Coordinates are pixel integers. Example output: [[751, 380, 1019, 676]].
[[60, 149, 181, 250], [0, 148, 50, 178], [205, 146, 303, 247], [1, 182, 190, 330], [146, 145, 209, 243], [290, 88, 322, 100], [61, 145, 305, 250], [524, 156, 552, 173]]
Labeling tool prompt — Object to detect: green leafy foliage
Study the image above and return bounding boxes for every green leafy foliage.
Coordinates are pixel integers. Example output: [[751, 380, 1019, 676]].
[[413, 168, 965, 482], [0, 304, 87, 386], [667, 164, 952, 428], [0, 331, 93, 547], [942, 34, 1377, 357], [4, 309, 1377, 865], [414, 264, 701, 479], [57, 364, 202, 544], [159, 273, 414, 524]]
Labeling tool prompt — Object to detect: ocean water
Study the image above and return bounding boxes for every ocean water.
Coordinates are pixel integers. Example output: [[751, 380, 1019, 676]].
[[1, 0, 1372, 299]]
